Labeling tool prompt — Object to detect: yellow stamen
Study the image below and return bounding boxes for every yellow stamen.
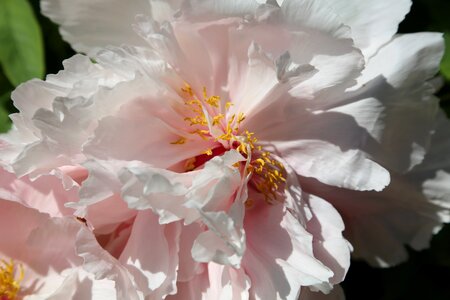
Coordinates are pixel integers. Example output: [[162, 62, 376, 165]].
[[212, 114, 224, 126], [0, 259, 24, 300], [185, 158, 196, 171], [174, 84, 286, 203], [237, 112, 246, 124], [170, 137, 186, 145]]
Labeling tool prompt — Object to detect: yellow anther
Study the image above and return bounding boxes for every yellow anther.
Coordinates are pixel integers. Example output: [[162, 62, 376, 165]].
[[171, 137, 186, 145], [206, 95, 220, 108], [212, 114, 224, 126], [255, 158, 265, 166], [182, 84, 194, 97], [237, 113, 246, 124], [185, 158, 196, 171], [245, 198, 255, 208], [0, 259, 24, 300], [228, 114, 236, 125], [175, 84, 286, 203]]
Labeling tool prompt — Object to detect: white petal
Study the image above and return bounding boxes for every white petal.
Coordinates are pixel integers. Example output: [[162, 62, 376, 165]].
[[356, 33, 444, 90], [273, 139, 390, 191], [243, 187, 334, 299], [41, 0, 183, 55], [120, 150, 245, 224], [306, 195, 351, 285], [45, 269, 117, 300], [76, 225, 143, 300], [119, 210, 180, 298], [319, 0, 412, 59], [328, 33, 444, 172]]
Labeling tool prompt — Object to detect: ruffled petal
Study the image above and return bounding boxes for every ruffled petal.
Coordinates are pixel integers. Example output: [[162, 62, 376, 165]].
[[41, 0, 183, 55], [318, 0, 411, 59], [242, 189, 334, 299], [273, 139, 390, 191], [0, 167, 75, 217], [76, 224, 143, 300], [118, 210, 180, 298]]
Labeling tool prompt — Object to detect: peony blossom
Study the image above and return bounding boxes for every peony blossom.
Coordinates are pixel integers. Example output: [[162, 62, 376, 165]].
[[0, 0, 449, 299], [0, 168, 117, 299]]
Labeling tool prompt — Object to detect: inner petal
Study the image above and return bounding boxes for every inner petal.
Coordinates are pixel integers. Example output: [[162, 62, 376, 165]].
[[171, 84, 287, 204]]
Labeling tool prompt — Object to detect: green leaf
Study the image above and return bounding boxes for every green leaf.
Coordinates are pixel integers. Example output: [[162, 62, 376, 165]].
[[441, 32, 450, 81], [0, 92, 11, 133], [0, 0, 44, 87]]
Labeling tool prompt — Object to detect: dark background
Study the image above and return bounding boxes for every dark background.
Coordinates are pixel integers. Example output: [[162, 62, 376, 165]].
[[0, 1, 449, 299]]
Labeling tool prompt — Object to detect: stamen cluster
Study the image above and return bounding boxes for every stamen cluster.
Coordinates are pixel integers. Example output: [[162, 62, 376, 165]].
[[0, 259, 24, 300], [172, 84, 286, 203]]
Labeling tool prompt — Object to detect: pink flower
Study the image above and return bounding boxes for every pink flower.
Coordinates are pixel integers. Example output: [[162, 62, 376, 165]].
[[0, 168, 117, 299], [0, 0, 448, 298]]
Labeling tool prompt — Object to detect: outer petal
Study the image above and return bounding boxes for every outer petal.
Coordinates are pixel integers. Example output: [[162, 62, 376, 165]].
[[66, 160, 136, 234], [305, 195, 352, 287], [271, 139, 390, 191], [168, 263, 250, 300], [300, 112, 450, 268], [44, 269, 117, 300], [333, 33, 444, 173], [202, 264, 250, 300], [76, 224, 143, 300], [121, 151, 248, 266], [242, 190, 334, 299], [120, 150, 245, 225], [318, 0, 411, 59], [0, 199, 115, 299], [0, 167, 75, 217], [356, 33, 444, 91], [41, 0, 183, 55], [1, 54, 130, 178], [118, 210, 180, 298]]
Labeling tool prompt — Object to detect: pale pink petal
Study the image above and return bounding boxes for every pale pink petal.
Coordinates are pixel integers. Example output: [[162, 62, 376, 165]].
[[0, 199, 115, 298], [203, 264, 250, 300], [67, 160, 136, 234], [242, 191, 334, 299], [76, 225, 143, 300], [0, 167, 75, 217], [45, 269, 117, 300], [118, 210, 180, 298], [120, 150, 245, 225], [177, 223, 204, 282], [83, 92, 211, 169], [167, 263, 250, 300]]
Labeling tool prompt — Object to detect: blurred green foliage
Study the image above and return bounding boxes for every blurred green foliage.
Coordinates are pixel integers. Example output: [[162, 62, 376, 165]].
[[0, 0, 44, 86], [0, 0, 448, 299]]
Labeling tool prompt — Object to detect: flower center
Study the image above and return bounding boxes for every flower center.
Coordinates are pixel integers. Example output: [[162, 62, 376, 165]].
[[0, 259, 24, 300], [172, 84, 286, 203]]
